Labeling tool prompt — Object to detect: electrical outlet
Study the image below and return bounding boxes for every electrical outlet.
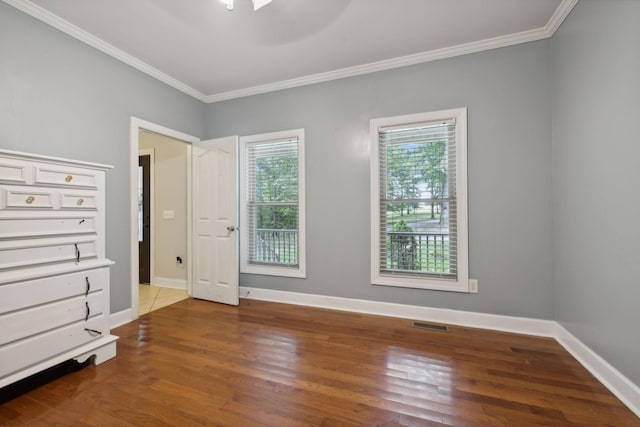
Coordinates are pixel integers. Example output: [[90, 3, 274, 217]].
[[468, 279, 478, 293]]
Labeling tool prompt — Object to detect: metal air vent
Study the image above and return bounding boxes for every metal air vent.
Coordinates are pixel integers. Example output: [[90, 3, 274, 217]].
[[412, 321, 449, 332]]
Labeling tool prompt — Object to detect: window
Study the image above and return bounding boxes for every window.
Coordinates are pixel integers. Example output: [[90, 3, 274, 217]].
[[370, 108, 468, 292], [240, 129, 306, 278]]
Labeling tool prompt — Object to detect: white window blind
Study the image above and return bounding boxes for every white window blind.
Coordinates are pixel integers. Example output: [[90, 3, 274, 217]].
[[378, 119, 458, 280], [246, 138, 299, 267]]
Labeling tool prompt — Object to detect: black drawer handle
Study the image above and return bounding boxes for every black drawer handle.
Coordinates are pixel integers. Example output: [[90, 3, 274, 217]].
[[75, 243, 81, 263], [85, 301, 90, 321], [84, 328, 102, 336], [85, 276, 90, 296]]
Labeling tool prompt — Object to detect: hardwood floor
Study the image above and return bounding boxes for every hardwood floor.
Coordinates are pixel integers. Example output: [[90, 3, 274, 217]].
[[1, 298, 638, 426]]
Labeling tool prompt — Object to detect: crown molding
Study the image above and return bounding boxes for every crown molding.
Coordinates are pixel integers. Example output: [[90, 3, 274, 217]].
[[4, 0, 579, 104], [546, 0, 580, 36], [204, 0, 579, 103], [204, 26, 552, 103], [2, 0, 208, 102]]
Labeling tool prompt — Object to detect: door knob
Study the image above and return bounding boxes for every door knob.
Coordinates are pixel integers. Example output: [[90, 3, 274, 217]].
[[226, 226, 236, 232]]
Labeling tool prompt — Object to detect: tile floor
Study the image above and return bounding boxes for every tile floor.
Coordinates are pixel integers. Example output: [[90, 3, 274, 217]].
[[138, 284, 189, 315]]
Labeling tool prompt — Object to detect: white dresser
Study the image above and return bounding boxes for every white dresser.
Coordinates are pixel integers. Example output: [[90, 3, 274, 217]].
[[0, 149, 117, 388]]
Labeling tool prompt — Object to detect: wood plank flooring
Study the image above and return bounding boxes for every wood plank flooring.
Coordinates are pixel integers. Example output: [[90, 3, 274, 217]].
[[1, 298, 638, 426]]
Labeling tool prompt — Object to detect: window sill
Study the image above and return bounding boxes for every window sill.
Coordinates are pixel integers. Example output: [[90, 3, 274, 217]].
[[371, 273, 469, 293], [241, 264, 306, 279]]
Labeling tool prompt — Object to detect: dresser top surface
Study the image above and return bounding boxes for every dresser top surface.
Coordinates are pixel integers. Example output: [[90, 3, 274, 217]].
[[0, 149, 113, 171]]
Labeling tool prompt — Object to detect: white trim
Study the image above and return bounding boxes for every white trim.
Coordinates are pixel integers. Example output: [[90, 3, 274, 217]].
[[370, 108, 469, 292], [553, 324, 640, 418], [202, 0, 579, 103], [239, 129, 306, 279], [137, 148, 155, 285], [130, 117, 199, 321], [3, 0, 578, 104], [2, 0, 207, 102], [112, 281, 639, 418], [110, 308, 133, 329], [186, 143, 193, 297], [545, 0, 580, 36], [239, 286, 555, 336], [152, 276, 187, 290], [239, 286, 639, 417], [204, 29, 549, 103]]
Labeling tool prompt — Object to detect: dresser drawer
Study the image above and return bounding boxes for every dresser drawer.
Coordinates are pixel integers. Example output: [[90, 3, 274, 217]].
[[0, 268, 107, 314], [0, 238, 97, 270], [34, 164, 98, 189], [0, 292, 104, 345], [2, 187, 55, 209], [60, 191, 97, 210], [0, 216, 96, 239], [0, 314, 108, 378], [0, 158, 31, 185]]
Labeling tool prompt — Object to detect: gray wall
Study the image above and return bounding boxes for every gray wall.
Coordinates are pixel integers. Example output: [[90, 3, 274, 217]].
[[206, 41, 554, 319], [0, 3, 205, 312], [3, 0, 637, 390], [552, 0, 640, 385]]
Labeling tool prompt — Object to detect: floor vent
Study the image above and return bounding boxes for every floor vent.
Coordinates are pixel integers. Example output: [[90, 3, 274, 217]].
[[412, 321, 449, 332]]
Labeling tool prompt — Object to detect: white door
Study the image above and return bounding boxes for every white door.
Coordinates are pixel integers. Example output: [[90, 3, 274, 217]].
[[191, 136, 239, 305]]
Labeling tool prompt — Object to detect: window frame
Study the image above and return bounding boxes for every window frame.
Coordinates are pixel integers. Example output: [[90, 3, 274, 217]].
[[239, 128, 306, 278], [370, 108, 469, 292]]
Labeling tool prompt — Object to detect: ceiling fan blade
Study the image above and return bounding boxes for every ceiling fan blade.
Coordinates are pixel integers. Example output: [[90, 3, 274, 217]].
[[252, 0, 272, 11]]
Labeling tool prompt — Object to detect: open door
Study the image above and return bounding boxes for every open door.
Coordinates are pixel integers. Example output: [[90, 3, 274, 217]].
[[192, 136, 239, 305]]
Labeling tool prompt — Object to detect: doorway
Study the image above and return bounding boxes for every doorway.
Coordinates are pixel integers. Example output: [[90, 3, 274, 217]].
[[130, 118, 199, 319], [137, 131, 190, 314], [129, 117, 240, 319]]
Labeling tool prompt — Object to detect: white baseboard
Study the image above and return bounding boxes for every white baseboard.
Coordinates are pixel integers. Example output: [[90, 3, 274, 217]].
[[109, 286, 638, 417], [152, 276, 187, 290], [553, 323, 640, 417], [239, 286, 640, 418], [110, 308, 134, 329], [239, 286, 556, 336]]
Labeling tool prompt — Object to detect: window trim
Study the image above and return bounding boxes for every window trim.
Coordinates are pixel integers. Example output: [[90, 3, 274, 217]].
[[239, 129, 306, 278], [370, 108, 469, 292]]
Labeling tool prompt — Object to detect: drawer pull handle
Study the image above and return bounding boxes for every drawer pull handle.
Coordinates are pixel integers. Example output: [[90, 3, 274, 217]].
[[85, 276, 90, 295], [85, 302, 90, 321], [84, 328, 102, 336], [77, 198, 84, 206], [65, 175, 73, 182], [26, 196, 35, 204], [75, 243, 80, 263]]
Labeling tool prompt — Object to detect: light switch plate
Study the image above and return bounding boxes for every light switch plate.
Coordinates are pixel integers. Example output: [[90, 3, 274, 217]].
[[469, 279, 478, 293], [163, 210, 175, 219]]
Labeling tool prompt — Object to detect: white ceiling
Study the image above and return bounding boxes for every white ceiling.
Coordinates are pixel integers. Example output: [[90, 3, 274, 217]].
[[5, 0, 576, 102]]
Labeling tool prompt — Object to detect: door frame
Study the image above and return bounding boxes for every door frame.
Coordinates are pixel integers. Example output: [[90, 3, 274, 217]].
[[129, 117, 199, 320], [138, 148, 154, 284]]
